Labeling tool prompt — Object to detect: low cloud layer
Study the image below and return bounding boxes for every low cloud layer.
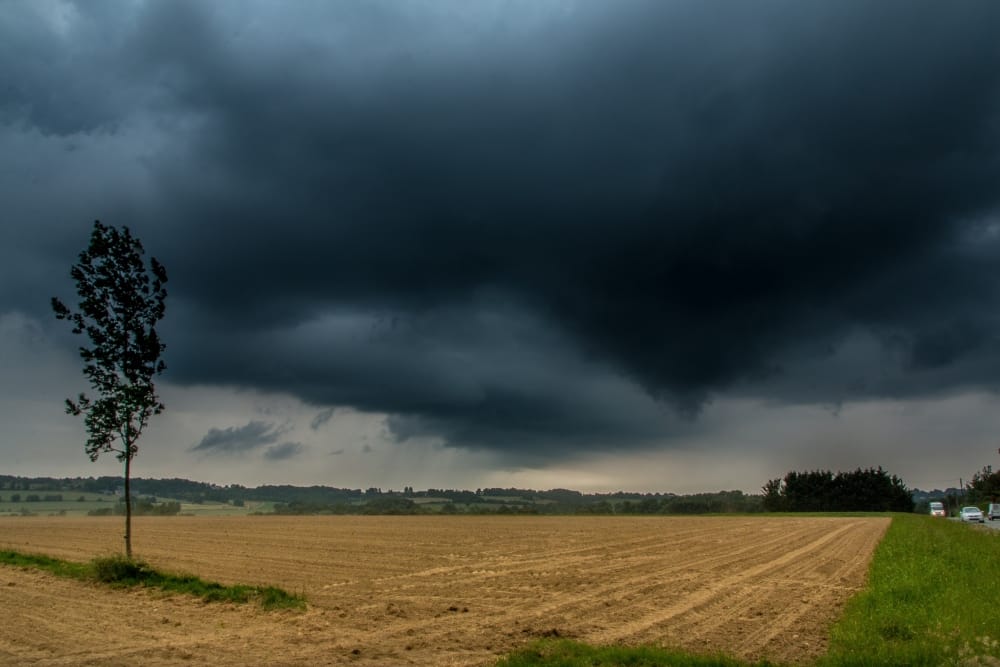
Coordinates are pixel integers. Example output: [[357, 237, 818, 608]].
[[190, 421, 289, 456], [263, 442, 305, 462]]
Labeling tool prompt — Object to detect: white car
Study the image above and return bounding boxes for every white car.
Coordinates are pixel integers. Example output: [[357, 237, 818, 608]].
[[959, 506, 984, 523], [929, 501, 946, 517]]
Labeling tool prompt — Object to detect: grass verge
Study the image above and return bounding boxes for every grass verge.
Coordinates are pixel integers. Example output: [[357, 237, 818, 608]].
[[0, 550, 305, 610], [497, 515, 1000, 666], [819, 514, 1000, 666]]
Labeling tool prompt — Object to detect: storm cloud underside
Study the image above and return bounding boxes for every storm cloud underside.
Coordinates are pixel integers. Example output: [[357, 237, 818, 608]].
[[2, 0, 1000, 463]]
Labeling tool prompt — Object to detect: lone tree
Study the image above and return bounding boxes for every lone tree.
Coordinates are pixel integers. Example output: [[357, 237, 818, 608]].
[[52, 221, 168, 559]]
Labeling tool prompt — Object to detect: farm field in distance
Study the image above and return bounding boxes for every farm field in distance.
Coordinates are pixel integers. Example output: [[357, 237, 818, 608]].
[[0, 495, 272, 518], [0, 515, 889, 666]]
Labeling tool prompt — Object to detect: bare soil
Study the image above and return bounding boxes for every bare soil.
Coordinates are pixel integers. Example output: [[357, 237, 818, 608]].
[[0, 515, 888, 666]]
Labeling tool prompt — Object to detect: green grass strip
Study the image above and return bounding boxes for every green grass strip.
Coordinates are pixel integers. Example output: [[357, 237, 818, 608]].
[[819, 514, 1000, 666], [0, 549, 92, 579], [494, 639, 778, 666], [0, 550, 304, 610], [497, 515, 1000, 666]]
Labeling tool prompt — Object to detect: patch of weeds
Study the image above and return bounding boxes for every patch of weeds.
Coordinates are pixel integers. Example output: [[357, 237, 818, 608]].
[[878, 623, 915, 641], [255, 585, 305, 610], [92, 555, 156, 584], [496, 639, 779, 667]]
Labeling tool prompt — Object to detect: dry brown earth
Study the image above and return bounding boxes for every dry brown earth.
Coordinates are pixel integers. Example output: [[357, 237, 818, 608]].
[[0, 515, 888, 666]]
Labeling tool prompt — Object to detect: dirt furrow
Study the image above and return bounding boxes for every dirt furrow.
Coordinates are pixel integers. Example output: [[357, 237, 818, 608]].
[[588, 518, 888, 663], [0, 516, 888, 666]]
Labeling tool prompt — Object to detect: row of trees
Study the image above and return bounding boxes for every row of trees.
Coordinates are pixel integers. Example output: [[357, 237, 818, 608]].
[[87, 498, 181, 517], [966, 465, 1000, 503], [10, 467, 925, 516], [270, 490, 764, 516], [1, 474, 764, 513], [1, 494, 65, 502], [762, 467, 913, 512]]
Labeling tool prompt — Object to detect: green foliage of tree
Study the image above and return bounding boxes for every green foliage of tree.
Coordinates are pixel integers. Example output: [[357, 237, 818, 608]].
[[761, 478, 784, 511], [967, 465, 1000, 503], [52, 221, 168, 559], [763, 467, 913, 512], [129, 497, 181, 516], [361, 497, 418, 515], [784, 470, 836, 511]]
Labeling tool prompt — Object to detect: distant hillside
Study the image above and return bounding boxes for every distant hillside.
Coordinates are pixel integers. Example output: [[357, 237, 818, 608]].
[[0, 475, 763, 515]]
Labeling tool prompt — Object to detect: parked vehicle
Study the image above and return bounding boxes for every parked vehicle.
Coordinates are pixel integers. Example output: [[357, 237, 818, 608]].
[[929, 501, 946, 517], [959, 506, 985, 523], [988, 504, 1000, 521]]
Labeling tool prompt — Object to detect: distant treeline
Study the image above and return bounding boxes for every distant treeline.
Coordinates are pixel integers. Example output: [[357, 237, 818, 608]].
[[0, 475, 357, 505], [967, 466, 1000, 503], [271, 490, 764, 516], [4, 493, 65, 502], [3, 471, 916, 515], [0, 475, 762, 515], [87, 498, 181, 517], [762, 467, 913, 512]]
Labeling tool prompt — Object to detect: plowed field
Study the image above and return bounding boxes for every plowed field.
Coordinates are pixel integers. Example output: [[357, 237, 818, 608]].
[[0, 515, 888, 666]]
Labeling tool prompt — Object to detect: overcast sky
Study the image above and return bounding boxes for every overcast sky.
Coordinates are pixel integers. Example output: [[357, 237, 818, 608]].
[[2, 0, 1000, 493]]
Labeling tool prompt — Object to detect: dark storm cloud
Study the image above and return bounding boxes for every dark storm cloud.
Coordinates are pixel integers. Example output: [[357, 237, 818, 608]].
[[310, 408, 336, 431], [5, 0, 1000, 457], [263, 442, 305, 462], [190, 421, 288, 455]]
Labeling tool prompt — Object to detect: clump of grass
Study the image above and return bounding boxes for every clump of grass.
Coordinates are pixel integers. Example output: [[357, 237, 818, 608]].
[[496, 639, 778, 667], [92, 554, 156, 583], [1, 550, 304, 610]]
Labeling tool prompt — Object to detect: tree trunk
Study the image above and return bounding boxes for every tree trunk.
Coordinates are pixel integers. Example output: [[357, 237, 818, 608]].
[[124, 454, 133, 560]]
